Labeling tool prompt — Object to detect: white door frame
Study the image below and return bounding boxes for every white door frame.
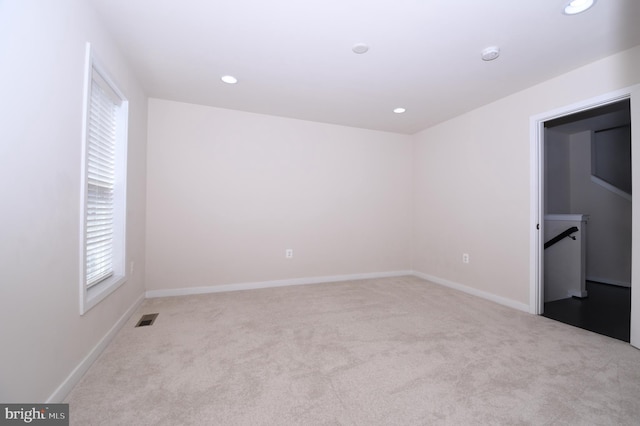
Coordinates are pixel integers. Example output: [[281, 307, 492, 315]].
[[529, 85, 640, 348]]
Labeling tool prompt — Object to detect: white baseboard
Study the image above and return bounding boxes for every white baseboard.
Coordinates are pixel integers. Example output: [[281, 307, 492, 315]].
[[569, 289, 589, 298], [145, 271, 531, 315], [586, 276, 631, 288], [145, 270, 414, 298], [411, 271, 530, 313], [47, 292, 145, 403]]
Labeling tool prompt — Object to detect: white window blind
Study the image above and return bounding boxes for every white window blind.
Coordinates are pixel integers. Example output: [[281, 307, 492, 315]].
[[80, 44, 128, 315], [85, 70, 121, 288]]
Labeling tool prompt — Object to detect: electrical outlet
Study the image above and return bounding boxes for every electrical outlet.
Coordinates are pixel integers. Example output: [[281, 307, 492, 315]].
[[462, 253, 470, 264], [285, 249, 293, 259]]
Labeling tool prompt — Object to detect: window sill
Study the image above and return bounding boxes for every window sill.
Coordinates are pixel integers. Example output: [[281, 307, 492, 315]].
[[80, 274, 126, 315]]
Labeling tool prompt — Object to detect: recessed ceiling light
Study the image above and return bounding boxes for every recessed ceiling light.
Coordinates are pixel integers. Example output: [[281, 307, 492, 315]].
[[563, 0, 596, 15], [481, 46, 500, 61], [393, 107, 406, 114], [352, 43, 370, 54], [221, 75, 238, 84]]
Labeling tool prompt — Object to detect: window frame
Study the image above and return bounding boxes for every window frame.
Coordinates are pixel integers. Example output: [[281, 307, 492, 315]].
[[79, 43, 129, 315]]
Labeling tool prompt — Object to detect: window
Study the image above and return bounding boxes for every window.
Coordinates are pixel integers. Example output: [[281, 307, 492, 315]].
[[80, 43, 128, 314]]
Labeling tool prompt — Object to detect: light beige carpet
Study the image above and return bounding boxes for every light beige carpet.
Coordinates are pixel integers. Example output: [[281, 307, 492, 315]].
[[66, 276, 640, 425]]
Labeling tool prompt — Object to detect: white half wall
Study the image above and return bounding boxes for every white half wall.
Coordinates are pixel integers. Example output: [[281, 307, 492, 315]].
[[146, 99, 413, 291], [413, 45, 640, 308], [0, 0, 147, 402]]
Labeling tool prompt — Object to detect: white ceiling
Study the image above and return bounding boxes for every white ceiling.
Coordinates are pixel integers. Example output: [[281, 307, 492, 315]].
[[88, 0, 640, 134]]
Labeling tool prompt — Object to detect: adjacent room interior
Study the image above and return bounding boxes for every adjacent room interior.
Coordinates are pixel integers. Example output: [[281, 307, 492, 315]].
[[2, 0, 640, 424], [543, 100, 632, 342]]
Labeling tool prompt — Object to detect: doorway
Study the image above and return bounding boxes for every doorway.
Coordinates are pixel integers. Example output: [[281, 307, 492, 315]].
[[530, 86, 640, 349], [542, 100, 631, 341]]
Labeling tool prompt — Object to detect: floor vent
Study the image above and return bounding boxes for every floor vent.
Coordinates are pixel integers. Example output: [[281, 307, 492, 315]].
[[135, 313, 159, 327]]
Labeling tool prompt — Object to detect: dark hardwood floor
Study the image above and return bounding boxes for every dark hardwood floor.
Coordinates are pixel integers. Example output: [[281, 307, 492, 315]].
[[543, 281, 631, 342]]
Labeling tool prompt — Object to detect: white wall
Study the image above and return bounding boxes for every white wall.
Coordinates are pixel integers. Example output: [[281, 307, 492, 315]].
[[146, 99, 413, 292], [545, 129, 571, 214], [0, 0, 147, 402], [569, 131, 632, 286], [413, 45, 640, 307]]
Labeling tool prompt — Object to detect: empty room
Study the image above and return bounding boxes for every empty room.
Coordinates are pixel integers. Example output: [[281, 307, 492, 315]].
[[2, 0, 640, 424]]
